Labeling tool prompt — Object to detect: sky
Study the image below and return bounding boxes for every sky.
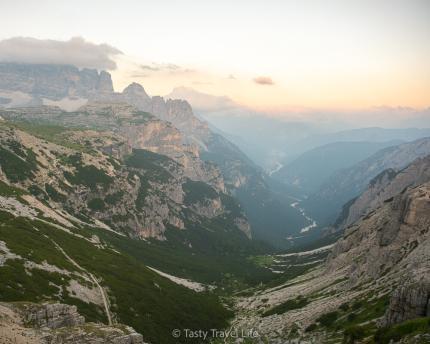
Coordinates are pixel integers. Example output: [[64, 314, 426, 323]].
[[0, 0, 429, 111]]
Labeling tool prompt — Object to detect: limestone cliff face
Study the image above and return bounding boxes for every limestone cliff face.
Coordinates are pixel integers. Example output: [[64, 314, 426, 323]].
[[118, 84, 211, 149], [382, 282, 430, 326], [327, 182, 430, 284], [337, 155, 430, 229], [22, 303, 85, 329], [121, 82, 151, 109], [0, 63, 113, 103]]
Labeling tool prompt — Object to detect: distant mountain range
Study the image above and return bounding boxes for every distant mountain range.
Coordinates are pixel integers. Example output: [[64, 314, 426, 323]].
[[273, 140, 403, 193], [304, 137, 430, 226], [164, 86, 430, 170]]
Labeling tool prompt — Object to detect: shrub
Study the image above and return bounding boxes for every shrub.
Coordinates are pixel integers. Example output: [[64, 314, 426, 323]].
[[374, 317, 430, 344], [343, 325, 366, 343], [262, 296, 309, 317], [87, 198, 106, 211], [317, 311, 339, 327], [305, 323, 317, 332]]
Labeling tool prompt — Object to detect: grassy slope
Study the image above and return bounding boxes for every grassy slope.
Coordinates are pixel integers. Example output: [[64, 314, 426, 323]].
[[0, 208, 233, 344]]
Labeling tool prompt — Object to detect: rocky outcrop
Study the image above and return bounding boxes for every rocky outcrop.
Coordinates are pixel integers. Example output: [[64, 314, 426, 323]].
[[0, 302, 145, 344], [22, 303, 85, 329], [383, 282, 430, 326]]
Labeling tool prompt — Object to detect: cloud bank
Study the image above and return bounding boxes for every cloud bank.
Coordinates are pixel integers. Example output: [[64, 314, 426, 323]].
[[0, 37, 122, 70], [166, 86, 237, 112], [253, 76, 274, 85]]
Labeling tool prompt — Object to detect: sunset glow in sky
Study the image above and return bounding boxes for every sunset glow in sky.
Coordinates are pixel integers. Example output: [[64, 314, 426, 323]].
[[1, 0, 429, 110]]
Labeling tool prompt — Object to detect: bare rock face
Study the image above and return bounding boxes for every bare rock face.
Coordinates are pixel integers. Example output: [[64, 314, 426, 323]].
[[122, 89, 211, 150], [327, 182, 430, 284], [23, 303, 85, 329], [98, 70, 114, 93], [383, 282, 430, 326], [338, 155, 430, 229], [121, 82, 151, 109]]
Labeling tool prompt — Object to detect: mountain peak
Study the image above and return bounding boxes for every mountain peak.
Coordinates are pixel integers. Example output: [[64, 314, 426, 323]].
[[122, 82, 150, 99]]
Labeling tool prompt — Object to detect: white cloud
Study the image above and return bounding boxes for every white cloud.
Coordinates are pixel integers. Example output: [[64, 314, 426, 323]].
[[0, 37, 122, 70]]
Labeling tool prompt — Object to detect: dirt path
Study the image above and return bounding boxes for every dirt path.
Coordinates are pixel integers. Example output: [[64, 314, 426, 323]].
[[45, 236, 113, 325]]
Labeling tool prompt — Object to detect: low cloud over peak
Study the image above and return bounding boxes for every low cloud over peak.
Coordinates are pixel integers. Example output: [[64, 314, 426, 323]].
[[0, 37, 122, 70], [253, 76, 274, 86]]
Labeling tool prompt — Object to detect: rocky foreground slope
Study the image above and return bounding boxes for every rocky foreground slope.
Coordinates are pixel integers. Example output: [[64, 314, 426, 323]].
[[232, 157, 430, 343], [0, 302, 144, 344]]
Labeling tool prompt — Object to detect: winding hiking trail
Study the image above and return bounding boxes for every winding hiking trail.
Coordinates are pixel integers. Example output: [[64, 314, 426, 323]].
[[44, 235, 113, 325]]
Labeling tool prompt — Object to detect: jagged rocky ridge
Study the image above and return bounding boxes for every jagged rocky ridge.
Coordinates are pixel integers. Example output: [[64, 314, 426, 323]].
[[0, 63, 113, 109]]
